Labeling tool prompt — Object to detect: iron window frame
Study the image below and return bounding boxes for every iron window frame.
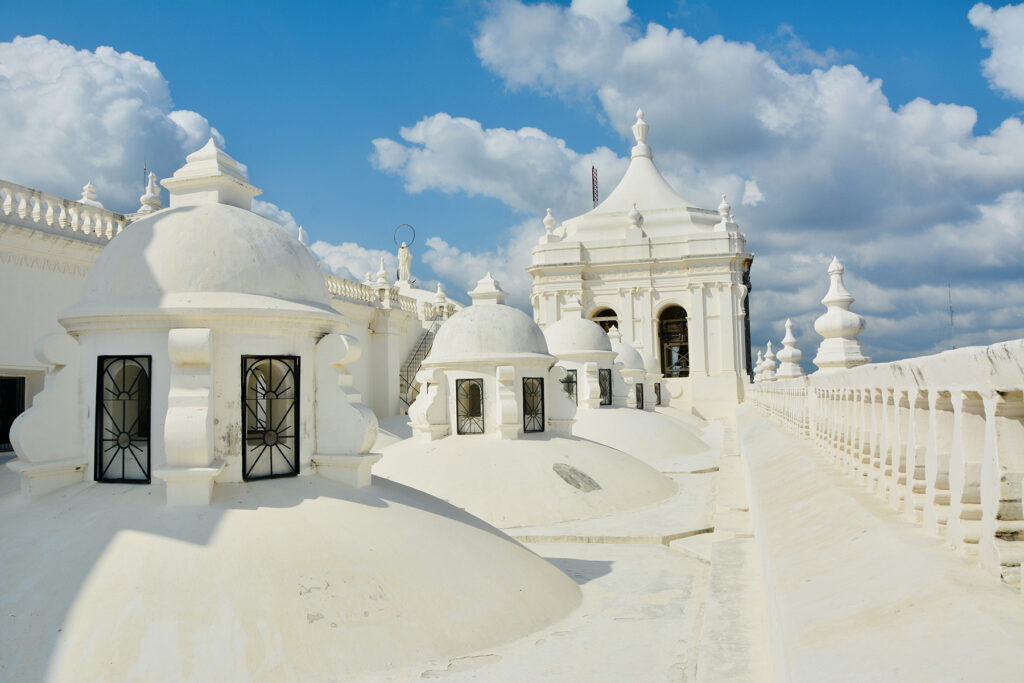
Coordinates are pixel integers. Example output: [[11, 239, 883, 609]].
[[455, 377, 485, 435], [635, 383, 645, 410], [522, 376, 545, 433], [560, 368, 578, 405], [598, 368, 612, 406], [241, 355, 301, 481], [94, 355, 152, 484], [654, 382, 662, 406]]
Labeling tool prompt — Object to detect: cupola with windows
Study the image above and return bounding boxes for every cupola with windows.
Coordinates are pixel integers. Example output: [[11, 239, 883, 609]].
[[377, 273, 676, 528]]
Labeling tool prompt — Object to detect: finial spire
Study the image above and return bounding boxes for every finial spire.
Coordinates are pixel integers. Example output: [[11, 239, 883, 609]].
[[812, 256, 870, 373], [375, 256, 389, 285], [762, 341, 777, 382], [631, 108, 652, 159], [468, 272, 508, 305], [137, 172, 162, 215], [543, 208, 555, 232], [297, 225, 308, 246], [776, 318, 805, 378], [79, 180, 103, 208]]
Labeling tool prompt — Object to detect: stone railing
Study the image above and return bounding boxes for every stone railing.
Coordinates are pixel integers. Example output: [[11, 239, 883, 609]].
[[324, 273, 377, 304], [323, 272, 422, 316], [0, 180, 126, 242], [751, 339, 1024, 589]]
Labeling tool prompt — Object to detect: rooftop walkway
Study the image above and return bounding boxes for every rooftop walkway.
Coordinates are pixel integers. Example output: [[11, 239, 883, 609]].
[[739, 404, 1024, 681]]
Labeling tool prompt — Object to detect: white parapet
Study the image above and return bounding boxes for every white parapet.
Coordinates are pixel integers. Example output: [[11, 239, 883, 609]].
[[750, 338, 1024, 589]]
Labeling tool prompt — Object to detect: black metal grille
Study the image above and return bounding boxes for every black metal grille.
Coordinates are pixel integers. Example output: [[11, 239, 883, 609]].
[[659, 306, 690, 378], [242, 356, 299, 480], [0, 376, 25, 452], [599, 368, 612, 406], [523, 377, 545, 433], [635, 383, 645, 410], [560, 369, 577, 404], [95, 356, 151, 483], [456, 378, 484, 435], [654, 382, 662, 406]]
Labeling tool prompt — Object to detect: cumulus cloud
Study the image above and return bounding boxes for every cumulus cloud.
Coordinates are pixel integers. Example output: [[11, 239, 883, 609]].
[[970, 2, 1024, 101], [374, 1, 1024, 365], [311, 241, 399, 284], [0, 35, 220, 211]]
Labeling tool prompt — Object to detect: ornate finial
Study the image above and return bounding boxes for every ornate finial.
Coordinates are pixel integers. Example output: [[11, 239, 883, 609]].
[[813, 256, 870, 372], [762, 341, 778, 382], [297, 226, 308, 245], [718, 194, 731, 220], [543, 208, 555, 233], [776, 318, 805, 378], [468, 272, 507, 305], [631, 108, 651, 158], [363, 271, 372, 284], [375, 256, 389, 285], [628, 203, 643, 228], [728, 213, 736, 224], [137, 172, 162, 214], [607, 324, 622, 343], [79, 180, 103, 208], [753, 349, 764, 383]]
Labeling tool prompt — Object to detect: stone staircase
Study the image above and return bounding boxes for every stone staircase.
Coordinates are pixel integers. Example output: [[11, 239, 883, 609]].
[[398, 318, 442, 412]]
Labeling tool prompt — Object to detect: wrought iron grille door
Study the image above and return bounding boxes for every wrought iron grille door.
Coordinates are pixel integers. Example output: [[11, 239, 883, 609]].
[[560, 369, 577, 404], [95, 356, 151, 483], [635, 383, 644, 410], [523, 377, 545, 433], [654, 382, 662, 406], [456, 378, 484, 434], [659, 306, 690, 378], [599, 368, 612, 406], [242, 356, 299, 480]]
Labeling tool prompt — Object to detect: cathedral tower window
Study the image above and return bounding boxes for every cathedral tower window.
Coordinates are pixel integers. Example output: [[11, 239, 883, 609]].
[[95, 356, 151, 483], [659, 306, 690, 378], [242, 356, 299, 480], [591, 308, 619, 333]]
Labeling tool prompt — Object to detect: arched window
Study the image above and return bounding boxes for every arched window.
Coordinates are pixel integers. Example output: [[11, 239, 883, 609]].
[[456, 378, 484, 434], [659, 306, 689, 378], [96, 356, 151, 483], [590, 308, 619, 333], [242, 356, 299, 480]]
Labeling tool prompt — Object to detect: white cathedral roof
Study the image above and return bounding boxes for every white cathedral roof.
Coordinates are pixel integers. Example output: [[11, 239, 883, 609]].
[[542, 318, 614, 357]]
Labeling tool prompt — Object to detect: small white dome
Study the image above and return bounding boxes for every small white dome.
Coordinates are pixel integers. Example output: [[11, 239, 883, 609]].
[[638, 349, 661, 375], [68, 204, 331, 316], [543, 318, 613, 356], [612, 340, 646, 371], [426, 304, 551, 364]]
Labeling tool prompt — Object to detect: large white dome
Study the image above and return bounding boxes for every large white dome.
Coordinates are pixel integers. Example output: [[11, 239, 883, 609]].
[[543, 318, 613, 357], [611, 339, 646, 371], [426, 304, 551, 364], [66, 203, 332, 316]]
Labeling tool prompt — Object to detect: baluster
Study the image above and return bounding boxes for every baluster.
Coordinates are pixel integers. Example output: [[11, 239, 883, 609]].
[[0, 188, 10, 215], [31, 196, 41, 222], [81, 210, 92, 235], [17, 193, 28, 219], [44, 199, 55, 226], [58, 203, 68, 229], [69, 207, 80, 231]]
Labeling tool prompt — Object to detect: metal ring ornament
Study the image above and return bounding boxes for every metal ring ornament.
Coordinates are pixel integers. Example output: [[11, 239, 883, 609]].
[[393, 223, 416, 247]]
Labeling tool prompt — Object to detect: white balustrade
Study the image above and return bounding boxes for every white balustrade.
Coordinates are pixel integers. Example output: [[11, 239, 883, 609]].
[[751, 339, 1024, 588], [0, 179, 126, 242]]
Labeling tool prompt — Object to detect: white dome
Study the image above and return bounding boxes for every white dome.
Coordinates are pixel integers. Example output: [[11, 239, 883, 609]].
[[611, 340, 646, 371], [638, 349, 661, 375], [0, 475, 580, 680], [426, 304, 551, 364], [67, 204, 332, 316], [543, 318, 613, 356]]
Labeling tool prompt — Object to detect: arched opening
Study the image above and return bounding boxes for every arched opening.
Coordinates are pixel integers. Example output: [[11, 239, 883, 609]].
[[456, 378, 484, 434], [590, 308, 619, 333], [242, 356, 299, 480], [659, 306, 689, 378], [95, 356, 152, 483]]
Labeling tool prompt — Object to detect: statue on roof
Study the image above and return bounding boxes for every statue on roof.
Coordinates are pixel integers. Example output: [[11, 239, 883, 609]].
[[398, 241, 412, 282]]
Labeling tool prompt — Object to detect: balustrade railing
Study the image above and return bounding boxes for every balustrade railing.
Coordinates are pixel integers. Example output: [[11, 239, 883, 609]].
[[751, 339, 1024, 590], [0, 180, 126, 242]]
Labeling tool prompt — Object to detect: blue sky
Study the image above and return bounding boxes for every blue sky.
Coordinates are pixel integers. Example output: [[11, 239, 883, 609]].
[[2, 0, 1023, 366]]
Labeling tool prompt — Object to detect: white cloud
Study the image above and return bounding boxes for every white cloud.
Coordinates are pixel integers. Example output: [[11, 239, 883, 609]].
[[0, 35, 220, 211], [311, 240, 398, 284], [374, 1, 1024, 364], [970, 2, 1024, 101], [252, 199, 300, 236]]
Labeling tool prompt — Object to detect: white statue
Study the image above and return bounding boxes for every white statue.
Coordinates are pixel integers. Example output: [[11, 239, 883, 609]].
[[398, 241, 412, 282]]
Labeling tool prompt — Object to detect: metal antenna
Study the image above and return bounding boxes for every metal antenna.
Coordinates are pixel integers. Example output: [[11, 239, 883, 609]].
[[948, 282, 955, 350], [592, 165, 599, 207]]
